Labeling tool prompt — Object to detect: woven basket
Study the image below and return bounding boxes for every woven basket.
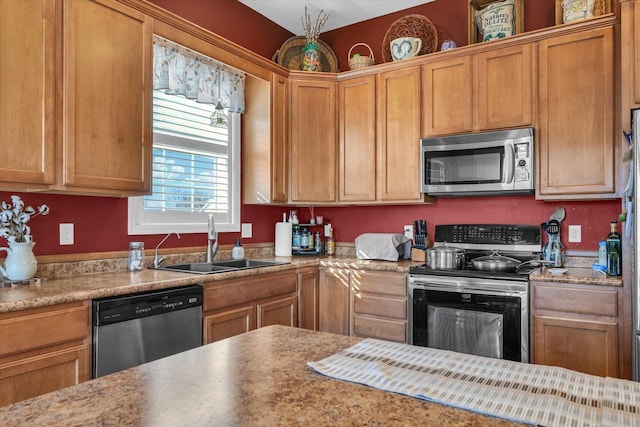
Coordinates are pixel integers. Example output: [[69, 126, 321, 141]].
[[382, 14, 438, 63], [348, 43, 375, 70]]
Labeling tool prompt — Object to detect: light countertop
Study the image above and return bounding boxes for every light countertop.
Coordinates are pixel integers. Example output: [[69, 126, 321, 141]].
[[0, 325, 522, 426]]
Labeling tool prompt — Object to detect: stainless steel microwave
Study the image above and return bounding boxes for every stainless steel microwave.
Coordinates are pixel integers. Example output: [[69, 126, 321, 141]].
[[420, 128, 534, 196]]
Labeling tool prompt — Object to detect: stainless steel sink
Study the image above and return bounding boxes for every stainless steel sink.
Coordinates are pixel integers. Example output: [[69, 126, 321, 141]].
[[154, 259, 289, 275]]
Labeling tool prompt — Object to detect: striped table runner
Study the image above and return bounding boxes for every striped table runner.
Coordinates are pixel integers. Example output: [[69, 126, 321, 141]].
[[308, 339, 640, 426]]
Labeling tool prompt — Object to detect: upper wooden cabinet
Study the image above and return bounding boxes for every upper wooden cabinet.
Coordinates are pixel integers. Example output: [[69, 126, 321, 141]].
[[422, 44, 533, 136], [377, 67, 423, 201], [243, 73, 289, 204], [0, 0, 56, 190], [635, 2, 640, 104], [474, 44, 534, 131], [289, 77, 337, 203], [537, 26, 615, 199], [339, 75, 377, 202], [60, 0, 152, 194]]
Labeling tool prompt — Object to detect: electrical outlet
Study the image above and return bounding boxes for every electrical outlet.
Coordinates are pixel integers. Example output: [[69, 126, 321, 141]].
[[404, 225, 414, 240], [568, 225, 582, 243], [59, 223, 74, 245], [241, 223, 252, 238]]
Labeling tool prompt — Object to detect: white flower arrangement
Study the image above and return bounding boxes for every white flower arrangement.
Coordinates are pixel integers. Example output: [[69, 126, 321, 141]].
[[0, 195, 49, 243]]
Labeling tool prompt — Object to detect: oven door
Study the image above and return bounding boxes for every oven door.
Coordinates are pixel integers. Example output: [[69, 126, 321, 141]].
[[408, 275, 529, 363]]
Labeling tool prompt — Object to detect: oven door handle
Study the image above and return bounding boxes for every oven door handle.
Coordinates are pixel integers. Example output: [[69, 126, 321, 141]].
[[408, 279, 527, 296]]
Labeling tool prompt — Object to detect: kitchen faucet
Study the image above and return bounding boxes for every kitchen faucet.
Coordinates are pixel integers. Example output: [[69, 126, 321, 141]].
[[153, 232, 181, 268], [206, 213, 218, 263]]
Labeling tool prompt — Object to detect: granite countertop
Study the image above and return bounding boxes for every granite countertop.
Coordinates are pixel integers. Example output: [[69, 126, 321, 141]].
[[0, 256, 420, 313], [529, 265, 623, 287], [0, 325, 522, 426]]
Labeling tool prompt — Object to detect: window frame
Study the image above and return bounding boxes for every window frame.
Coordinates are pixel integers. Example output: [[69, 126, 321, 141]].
[[128, 110, 241, 236]]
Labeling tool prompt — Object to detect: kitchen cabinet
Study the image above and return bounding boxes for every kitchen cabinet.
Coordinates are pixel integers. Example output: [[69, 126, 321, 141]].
[[634, 1, 640, 104], [59, 0, 152, 195], [351, 270, 407, 343], [202, 270, 298, 344], [243, 73, 289, 204], [377, 67, 424, 202], [289, 76, 337, 203], [0, 0, 56, 190], [531, 281, 620, 377], [338, 68, 426, 203], [318, 267, 351, 335], [338, 75, 377, 202], [422, 44, 533, 136], [298, 267, 320, 331], [319, 266, 407, 342], [0, 302, 90, 406], [537, 26, 615, 199]]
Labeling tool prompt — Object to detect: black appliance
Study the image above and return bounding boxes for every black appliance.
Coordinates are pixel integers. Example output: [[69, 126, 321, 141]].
[[408, 224, 541, 363]]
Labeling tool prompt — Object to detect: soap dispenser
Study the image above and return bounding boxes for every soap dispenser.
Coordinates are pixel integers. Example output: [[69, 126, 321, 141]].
[[232, 238, 245, 260]]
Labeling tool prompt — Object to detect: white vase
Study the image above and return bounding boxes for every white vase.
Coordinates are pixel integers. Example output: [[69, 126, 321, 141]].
[[0, 241, 37, 281]]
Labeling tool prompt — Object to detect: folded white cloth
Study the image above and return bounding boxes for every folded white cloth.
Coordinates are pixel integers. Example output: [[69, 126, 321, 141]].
[[355, 233, 411, 261]]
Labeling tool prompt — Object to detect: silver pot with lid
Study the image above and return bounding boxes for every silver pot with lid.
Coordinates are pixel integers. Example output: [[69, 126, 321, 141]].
[[426, 244, 465, 270]]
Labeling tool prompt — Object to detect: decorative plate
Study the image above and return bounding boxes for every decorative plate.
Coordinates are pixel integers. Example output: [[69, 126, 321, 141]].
[[276, 36, 339, 73]]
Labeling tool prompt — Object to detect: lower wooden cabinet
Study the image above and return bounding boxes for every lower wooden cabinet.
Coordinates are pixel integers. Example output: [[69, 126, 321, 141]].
[[202, 270, 298, 344], [0, 302, 91, 406], [297, 267, 320, 331], [531, 281, 620, 377], [319, 267, 407, 342], [351, 271, 407, 343]]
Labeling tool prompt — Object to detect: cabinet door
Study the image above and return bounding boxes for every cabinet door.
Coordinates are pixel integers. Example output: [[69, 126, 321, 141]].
[[377, 67, 422, 201], [635, 3, 640, 104], [243, 74, 288, 204], [258, 294, 298, 328], [537, 27, 615, 198], [339, 75, 376, 202], [0, 0, 55, 188], [203, 306, 255, 344], [0, 344, 89, 407], [271, 74, 289, 203], [533, 315, 618, 377], [290, 79, 337, 202], [298, 268, 320, 331], [62, 0, 152, 194], [319, 268, 350, 335], [422, 56, 473, 136], [474, 44, 533, 130]]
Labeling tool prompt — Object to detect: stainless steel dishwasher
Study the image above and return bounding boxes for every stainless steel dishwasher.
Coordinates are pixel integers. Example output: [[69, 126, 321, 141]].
[[92, 284, 203, 378]]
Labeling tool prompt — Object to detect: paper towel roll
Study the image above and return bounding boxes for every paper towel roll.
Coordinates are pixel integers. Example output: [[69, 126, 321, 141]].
[[275, 222, 292, 256]]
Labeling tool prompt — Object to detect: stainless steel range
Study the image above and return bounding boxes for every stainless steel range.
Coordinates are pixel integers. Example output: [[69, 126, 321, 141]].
[[408, 224, 542, 363]]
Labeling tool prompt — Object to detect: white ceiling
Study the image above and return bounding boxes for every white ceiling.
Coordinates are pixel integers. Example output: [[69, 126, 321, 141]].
[[238, 0, 435, 34]]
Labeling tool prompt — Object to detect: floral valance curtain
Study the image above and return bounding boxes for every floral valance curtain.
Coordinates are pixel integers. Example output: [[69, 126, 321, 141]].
[[152, 35, 245, 113]]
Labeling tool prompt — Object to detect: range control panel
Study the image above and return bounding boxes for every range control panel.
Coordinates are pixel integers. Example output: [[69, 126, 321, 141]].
[[434, 224, 541, 247]]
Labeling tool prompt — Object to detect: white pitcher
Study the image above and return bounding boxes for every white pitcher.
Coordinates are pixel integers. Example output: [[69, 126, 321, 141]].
[[0, 241, 37, 281]]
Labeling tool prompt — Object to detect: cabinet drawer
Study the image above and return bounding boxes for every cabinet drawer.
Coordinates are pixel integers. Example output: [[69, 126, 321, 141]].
[[353, 315, 406, 343], [204, 271, 297, 312], [353, 294, 406, 320], [357, 271, 406, 296], [0, 303, 89, 357], [532, 284, 618, 317]]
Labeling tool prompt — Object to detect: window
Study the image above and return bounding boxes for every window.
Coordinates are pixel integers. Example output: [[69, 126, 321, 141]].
[[128, 36, 244, 235]]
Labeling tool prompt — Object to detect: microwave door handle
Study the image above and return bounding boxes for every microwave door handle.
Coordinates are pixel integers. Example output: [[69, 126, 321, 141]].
[[504, 144, 515, 184]]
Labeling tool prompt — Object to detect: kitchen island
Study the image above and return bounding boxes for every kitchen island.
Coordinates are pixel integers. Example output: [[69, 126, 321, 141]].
[[0, 325, 522, 426]]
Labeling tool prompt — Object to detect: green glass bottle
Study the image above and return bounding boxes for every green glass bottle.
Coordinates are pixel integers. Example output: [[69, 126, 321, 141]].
[[606, 220, 621, 276]]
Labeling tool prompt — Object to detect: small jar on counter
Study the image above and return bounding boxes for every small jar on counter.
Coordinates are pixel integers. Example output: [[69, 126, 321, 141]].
[[128, 242, 145, 271]]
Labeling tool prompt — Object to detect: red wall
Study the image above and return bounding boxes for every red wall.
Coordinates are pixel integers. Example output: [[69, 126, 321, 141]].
[[0, 0, 619, 257]]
